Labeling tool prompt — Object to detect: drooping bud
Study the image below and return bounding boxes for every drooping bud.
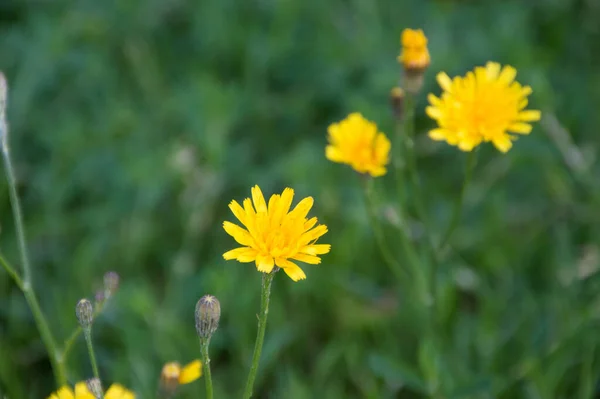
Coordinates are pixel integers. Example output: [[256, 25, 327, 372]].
[[195, 295, 221, 339], [86, 378, 103, 399], [76, 299, 94, 329], [103, 271, 119, 299]]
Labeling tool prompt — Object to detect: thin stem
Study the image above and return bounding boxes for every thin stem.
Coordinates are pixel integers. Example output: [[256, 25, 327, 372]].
[[83, 329, 102, 394], [1, 122, 66, 387], [438, 151, 477, 252], [199, 338, 214, 399], [0, 251, 23, 289], [242, 272, 274, 399], [362, 177, 411, 284]]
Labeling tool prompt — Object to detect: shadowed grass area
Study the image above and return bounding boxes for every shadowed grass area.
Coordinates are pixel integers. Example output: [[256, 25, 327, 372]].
[[1, 0, 600, 398]]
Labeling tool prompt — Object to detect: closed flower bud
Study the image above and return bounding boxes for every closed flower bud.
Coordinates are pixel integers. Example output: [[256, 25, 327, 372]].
[[103, 271, 119, 298], [195, 295, 221, 339], [390, 87, 405, 119], [76, 299, 94, 329], [86, 378, 103, 398]]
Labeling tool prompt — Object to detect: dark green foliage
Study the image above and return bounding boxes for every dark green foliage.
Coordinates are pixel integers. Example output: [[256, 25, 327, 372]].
[[1, 0, 599, 397]]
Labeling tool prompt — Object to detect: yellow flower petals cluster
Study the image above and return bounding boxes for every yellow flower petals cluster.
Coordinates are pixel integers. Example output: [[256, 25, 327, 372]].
[[223, 185, 330, 281], [47, 382, 134, 399], [397, 28, 430, 71], [161, 360, 202, 386], [426, 62, 541, 153], [326, 113, 391, 177]]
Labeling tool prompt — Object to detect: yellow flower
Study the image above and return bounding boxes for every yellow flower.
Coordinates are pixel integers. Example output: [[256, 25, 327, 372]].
[[159, 360, 202, 394], [426, 62, 542, 153], [326, 113, 391, 177], [223, 185, 330, 281], [397, 28, 430, 71], [47, 382, 135, 399]]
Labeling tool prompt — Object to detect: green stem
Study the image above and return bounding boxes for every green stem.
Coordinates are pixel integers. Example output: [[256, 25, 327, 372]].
[[438, 151, 477, 252], [200, 338, 214, 399], [83, 329, 102, 394], [242, 272, 274, 399], [362, 177, 411, 284], [0, 251, 23, 289], [1, 126, 66, 387]]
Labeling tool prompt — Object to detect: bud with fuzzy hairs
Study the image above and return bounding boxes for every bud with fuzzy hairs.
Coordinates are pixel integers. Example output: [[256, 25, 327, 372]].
[[76, 299, 94, 330], [86, 377, 103, 399], [195, 295, 221, 339]]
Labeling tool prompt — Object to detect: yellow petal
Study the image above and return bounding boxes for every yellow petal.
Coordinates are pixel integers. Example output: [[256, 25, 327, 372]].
[[291, 253, 321, 264], [228, 200, 246, 225], [299, 225, 328, 246], [288, 197, 314, 220], [301, 244, 331, 255], [428, 129, 447, 141], [508, 123, 533, 134], [179, 360, 202, 384], [256, 254, 275, 273], [74, 382, 95, 399], [304, 217, 317, 231], [275, 258, 307, 281], [498, 65, 517, 85], [223, 247, 252, 260], [425, 106, 442, 120], [492, 135, 513, 153], [518, 110, 541, 122], [222, 222, 254, 246], [436, 72, 453, 92], [251, 185, 267, 213], [48, 386, 74, 399]]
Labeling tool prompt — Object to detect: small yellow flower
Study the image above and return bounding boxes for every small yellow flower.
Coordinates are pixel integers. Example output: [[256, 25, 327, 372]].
[[397, 28, 430, 71], [426, 62, 542, 153], [47, 382, 135, 399], [223, 185, 330, 281], [326, 113, 391, 177], [161, 360, 202, 388]]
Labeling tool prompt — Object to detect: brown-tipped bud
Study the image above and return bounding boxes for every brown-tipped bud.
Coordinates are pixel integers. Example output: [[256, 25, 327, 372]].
[[76, 299, 94, 329], [195, 295, 221, 339], [160, 362, 181, 396], [390, 87, 405, 119], [86, 378, 103, 398], [103, 271, 119, 298]]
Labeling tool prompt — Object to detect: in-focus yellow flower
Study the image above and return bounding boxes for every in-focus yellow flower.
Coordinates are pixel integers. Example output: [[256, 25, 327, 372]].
[[47, 382, 135, 399], [426, 62, 542, 153], [397, 28, 430, 71], [326, 113, 391, 177], [223, 185, 330, 281]]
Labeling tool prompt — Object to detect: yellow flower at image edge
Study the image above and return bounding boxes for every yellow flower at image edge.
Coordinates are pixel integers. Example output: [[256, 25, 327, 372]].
[[326, 113, 391, 177], [426, 62, 541, 153], [397, 28, 430, 71], [223, 185, 330, 281], [47, 382, 135, 399]]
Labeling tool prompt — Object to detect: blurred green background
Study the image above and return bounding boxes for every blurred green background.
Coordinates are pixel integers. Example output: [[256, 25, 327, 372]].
[[1, 0, 600, 398]]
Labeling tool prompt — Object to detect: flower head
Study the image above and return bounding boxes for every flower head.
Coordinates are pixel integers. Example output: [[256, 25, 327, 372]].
[[47, 382, 135, 399], [223, 185, 330, 281], [426, 62, 541, 153], [326, 113, 391, 177], [161, 360, 202, 388], [397, 28, 430, 72], [195, 295, 221, 338]]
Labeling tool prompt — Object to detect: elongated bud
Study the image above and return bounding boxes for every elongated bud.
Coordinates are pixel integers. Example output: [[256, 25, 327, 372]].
[[195, 295, 220, 339], [86, 378, 103, 399], [103, 271, 119, 299], [76, 299, 94, 329], [390, 87, 405, 120]]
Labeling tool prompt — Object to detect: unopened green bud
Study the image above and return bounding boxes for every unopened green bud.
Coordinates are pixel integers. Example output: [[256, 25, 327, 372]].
[[86, 378, 103, 398], [76, 299, 94, 329], [195, 295, 221, 339]]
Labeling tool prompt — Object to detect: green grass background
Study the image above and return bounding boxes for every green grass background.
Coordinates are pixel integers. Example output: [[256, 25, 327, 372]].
[[1, 0, 600, 398]]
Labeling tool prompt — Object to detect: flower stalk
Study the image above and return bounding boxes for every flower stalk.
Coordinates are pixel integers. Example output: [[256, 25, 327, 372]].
[[243, 272, 275, 399]]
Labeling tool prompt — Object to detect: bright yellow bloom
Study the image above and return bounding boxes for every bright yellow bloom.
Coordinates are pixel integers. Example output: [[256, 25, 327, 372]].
[[326, 113, 391, 177], [397, 28, 430, 71], [47, 382, 135, 399], [223, 185, 330, 281], [426, 62, 542, 153]]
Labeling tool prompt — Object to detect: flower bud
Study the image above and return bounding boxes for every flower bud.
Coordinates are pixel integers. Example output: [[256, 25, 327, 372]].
[[86, 378, 103, 399], [397, 28, 430, 94], [160, 362, 181, 395], [76, 299, 94, 329], [103, 271, 119, 299], [195, 295, 220, 339]]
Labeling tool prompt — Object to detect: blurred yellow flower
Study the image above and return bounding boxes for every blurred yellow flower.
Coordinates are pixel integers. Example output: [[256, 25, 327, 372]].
[[326, 113, 391, 177], [426, 62, 541, 153], [47, 382, 135, 399], [397, 28, 430, 71], [223, 185, 330, 281], [161, 360, 202, 386]]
